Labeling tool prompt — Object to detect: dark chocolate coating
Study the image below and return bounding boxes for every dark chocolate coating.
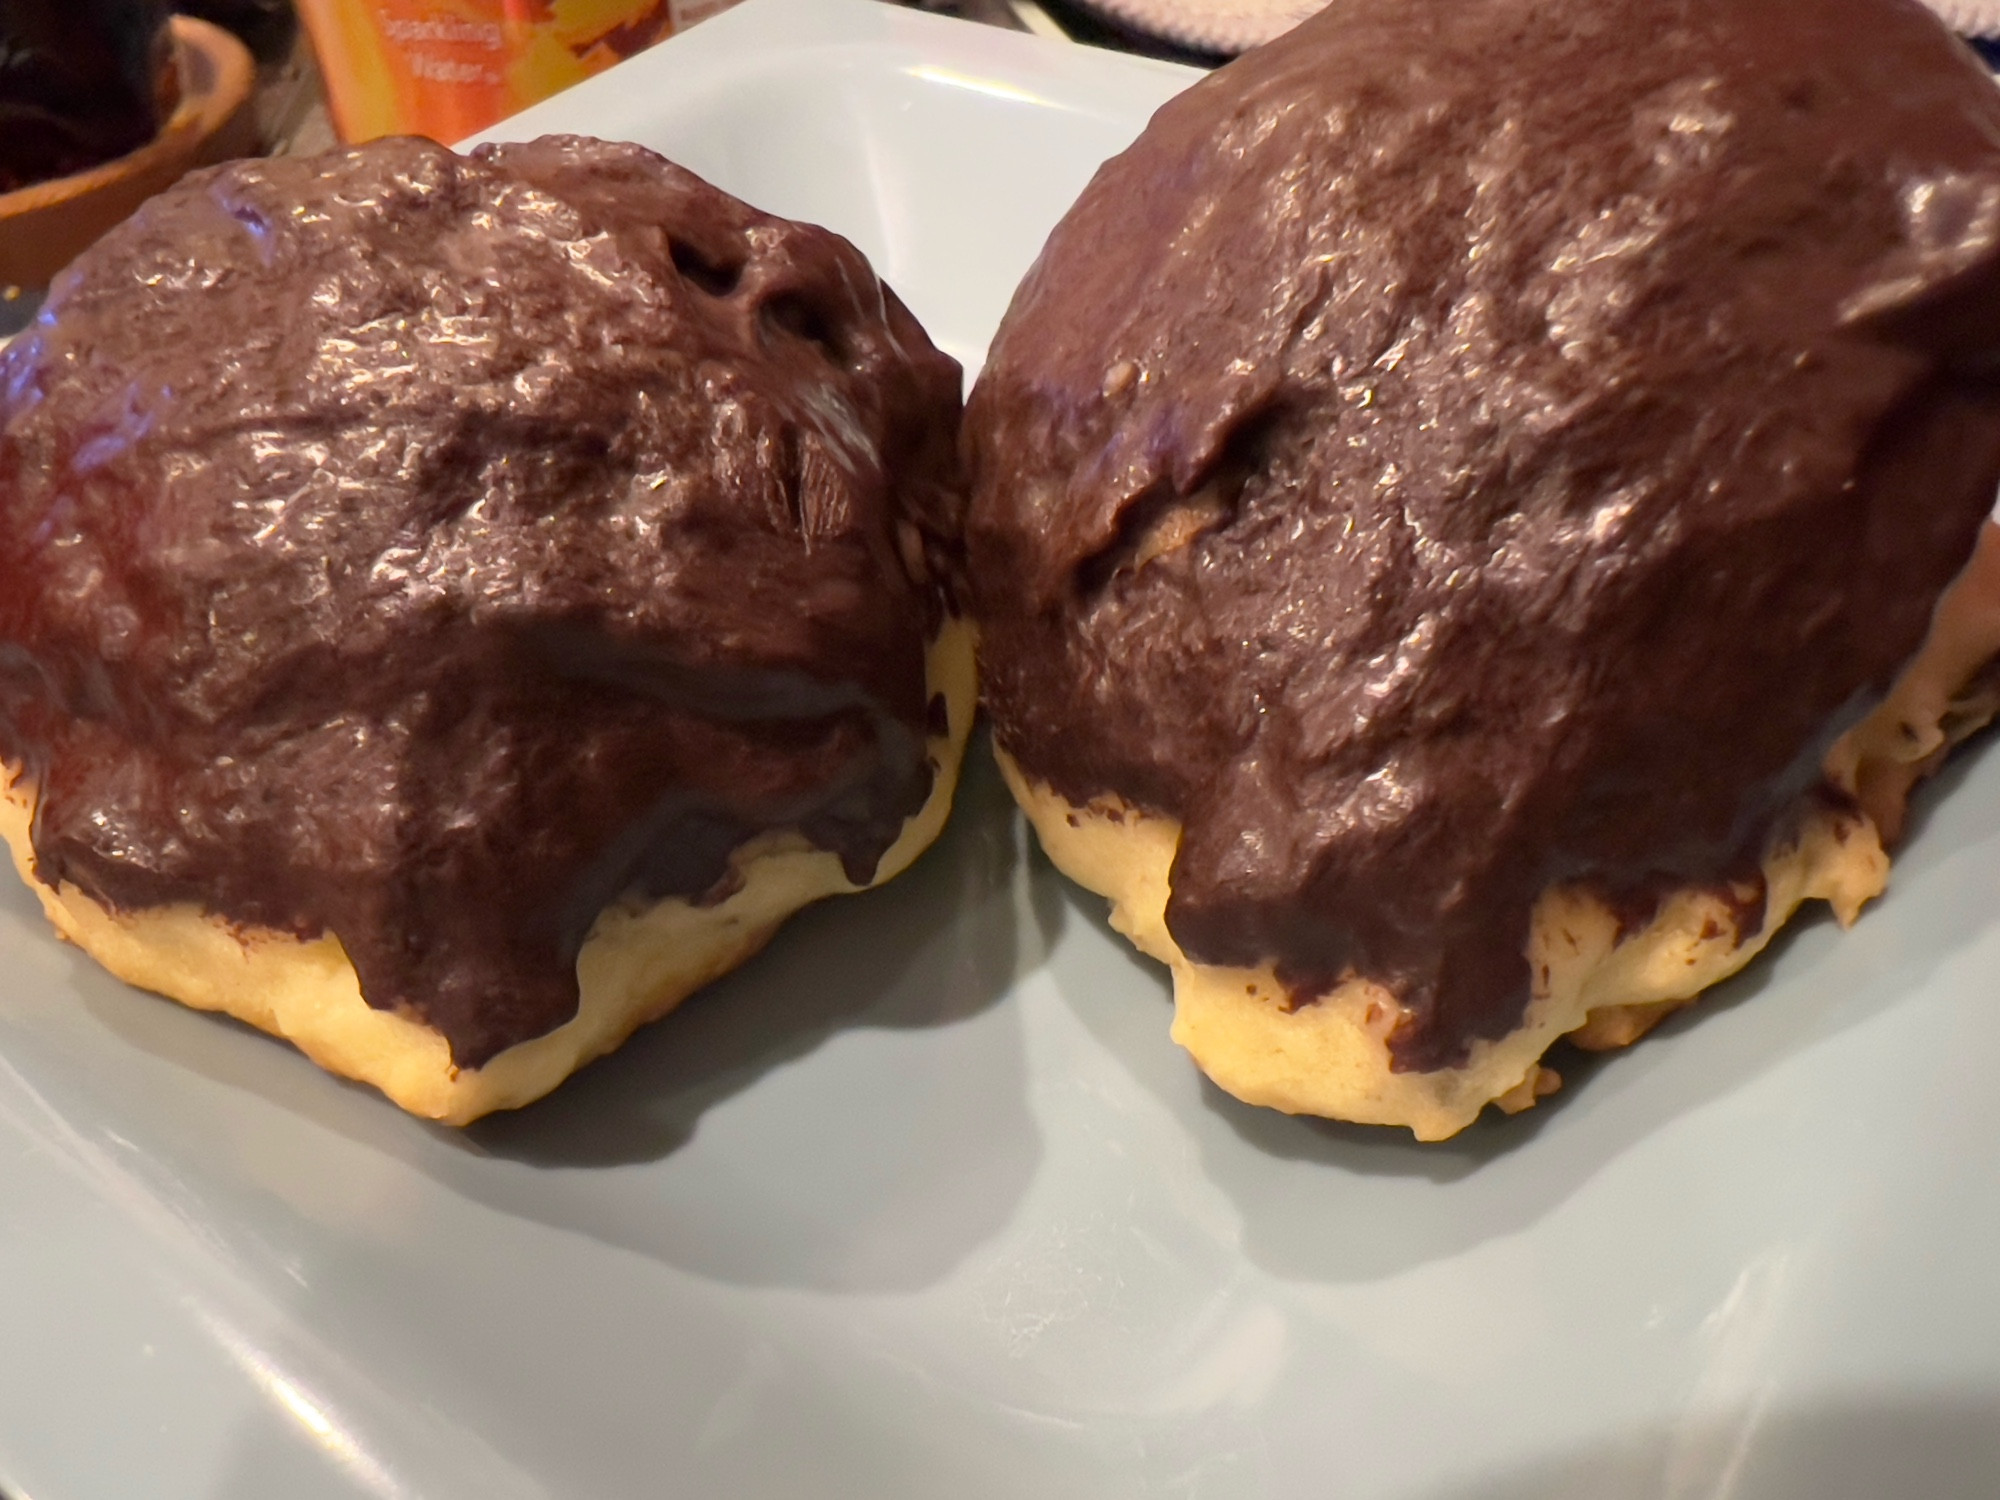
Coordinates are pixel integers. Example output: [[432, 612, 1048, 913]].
[[966, 0, 2000, 1070], [0, 135, 963, 1067]]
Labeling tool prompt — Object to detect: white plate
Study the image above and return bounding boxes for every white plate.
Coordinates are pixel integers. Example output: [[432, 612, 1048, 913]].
[[5, 2, 2000, 1495]]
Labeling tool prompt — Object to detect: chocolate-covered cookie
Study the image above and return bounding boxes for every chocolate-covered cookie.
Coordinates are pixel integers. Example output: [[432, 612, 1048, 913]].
[[0, 134, 973, 1122], [967, 0, 2000, 1137]]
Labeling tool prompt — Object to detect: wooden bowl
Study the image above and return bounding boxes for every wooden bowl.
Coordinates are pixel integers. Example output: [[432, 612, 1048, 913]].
[[0, 15, 259, 295]]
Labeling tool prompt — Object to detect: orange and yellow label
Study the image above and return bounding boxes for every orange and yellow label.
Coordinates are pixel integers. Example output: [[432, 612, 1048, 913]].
[[296, 0, 731, 143]]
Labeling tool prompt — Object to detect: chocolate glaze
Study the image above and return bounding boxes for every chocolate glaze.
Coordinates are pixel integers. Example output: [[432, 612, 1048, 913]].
[[966, 0, 2000, 1070], [0, 135, 963, 1067]]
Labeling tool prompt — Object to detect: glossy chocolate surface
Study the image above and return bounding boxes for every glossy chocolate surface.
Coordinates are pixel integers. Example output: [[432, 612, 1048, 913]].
[[967, 0, 2000, 1069], [0, 135, 962, 1066]]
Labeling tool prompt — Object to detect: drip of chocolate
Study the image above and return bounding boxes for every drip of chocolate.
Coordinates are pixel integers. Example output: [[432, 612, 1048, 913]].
[[0, 135, 963, 1067], [966, 0, 2000, 1070]]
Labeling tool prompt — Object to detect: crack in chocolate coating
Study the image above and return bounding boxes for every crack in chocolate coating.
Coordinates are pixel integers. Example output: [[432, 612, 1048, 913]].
[[0, 134, 964, 1068], [966, 0, 2000, 1071]]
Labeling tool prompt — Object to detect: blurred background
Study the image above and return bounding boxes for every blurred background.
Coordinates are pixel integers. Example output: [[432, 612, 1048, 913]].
[[0, 0, 1232, 335]]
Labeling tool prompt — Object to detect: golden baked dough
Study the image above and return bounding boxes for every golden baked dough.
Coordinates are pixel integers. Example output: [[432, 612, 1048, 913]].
[[999, 745, 1888, 1141], [0, 619, 975, 1126]]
